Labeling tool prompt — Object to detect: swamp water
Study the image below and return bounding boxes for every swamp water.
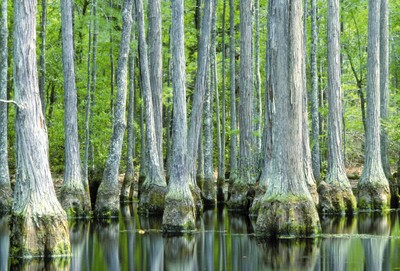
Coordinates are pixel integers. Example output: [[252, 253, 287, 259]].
[[1, 204, 400, 270]]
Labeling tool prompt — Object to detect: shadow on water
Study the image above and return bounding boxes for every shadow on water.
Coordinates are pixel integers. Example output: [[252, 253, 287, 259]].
[[2, 207, 400, 270]]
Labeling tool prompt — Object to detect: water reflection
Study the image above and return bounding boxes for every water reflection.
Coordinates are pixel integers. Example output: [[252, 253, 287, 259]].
[[2, 208, 400, 270]]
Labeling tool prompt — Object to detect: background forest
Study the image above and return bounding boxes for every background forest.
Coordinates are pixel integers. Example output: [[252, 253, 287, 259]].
[[2, 0, 400, 191]]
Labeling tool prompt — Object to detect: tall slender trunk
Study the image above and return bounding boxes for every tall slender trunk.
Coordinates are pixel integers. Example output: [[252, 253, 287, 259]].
[[95, 0, 134, 217], [0, 0, 12, 213], [310, 0, 321, 183], [227, 0, 255, 211], [229, 0, 237, 181], [109, 0, 115, 123], [162, 0, 196, 232], [136, 0, 167, 214], [318, 0, 356, 215], [90, 0, 98, 172], [10, 0, 70, 255], [148, 0, 163, 170], [122, 7, 136, 202], [60, 0, 91, 216], [358, 0, 390, 211], [39, 0, 47, 118], [254, 0, 262, 153]]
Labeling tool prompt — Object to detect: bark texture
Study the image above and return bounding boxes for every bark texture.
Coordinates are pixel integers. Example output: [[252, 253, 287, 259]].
[[318, 0, 356, 215], [39, 0, 46, 117], [95, 0, 133, 217], [60, 0, 91, 217], [162, 0, 196, 233], [229, 0, 237, 181], [310, 0, 321, 183], [358, 0, 391, 211], [148, 0, 164, 170], [136, 0, 167, 214], [256, 0, 320, 238], [228, 0, 255, 211], [0, 0, 12, 214], [10, 0, 70, 256]]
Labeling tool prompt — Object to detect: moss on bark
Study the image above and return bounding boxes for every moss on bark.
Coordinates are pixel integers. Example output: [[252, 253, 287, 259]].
[[227, 181, 253, 211], [201, 178, 216, 208], [138, 183, 167, 214], [317, 181, 357, 215], [10, 212, 71, 258], [357, 182, 390, 211], [60, 185, 92, 218], [94, 184, 120, 218], [162, 188, 196, 234], [256, 195, 321, 238], [120, 172, 135, 203], [0, 184, 12, 215], [249, 184, 266, 217], [190, 184, 203, 214]]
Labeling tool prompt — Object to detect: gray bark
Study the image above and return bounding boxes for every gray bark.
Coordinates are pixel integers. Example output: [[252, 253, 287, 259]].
[[229, 0, 237, 180], [11, 0, 70, 255], [358, 0, 390, 211], [136, 0, 167, 214], [227, 0, 255, 210], [148, 0, 164, 170], [39, 0, 46, 117], [95, 0, 133, 217], [121, 11, 136, 202], [380, 0, 390, 180], [219, 0, 226, 187], [254, 0, 262, 152], [318, 0, 356, 215], [109, 0, 115, 122], [0, 0, 11, 213], [60, 0, 91, 216], [162, 0, 195, 232], [187, 0, 213, 186], [310, 0, 321, 182], [256, 0, 320, 237]]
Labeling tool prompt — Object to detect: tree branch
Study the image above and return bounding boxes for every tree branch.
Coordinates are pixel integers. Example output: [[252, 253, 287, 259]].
[[0, 99, 21, 108]]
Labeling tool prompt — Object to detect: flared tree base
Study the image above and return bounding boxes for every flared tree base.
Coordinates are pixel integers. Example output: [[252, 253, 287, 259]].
[[94, 183, 120, 218], [60, 185, 91, 218], [162, 187, 196, 234], [227, 181, 253, 211], [0, 184, 12, 215], [190, 184, 203, 214], [138, 183, 168, 214], [216, 177, 225, 203], [10, 211, 71, 258], [318, 182, 357, 215], [249, 184, 266, 217], [120, 172, 135, 203], [389, 178, 399, 208], [201, 178, 216, 208], [357, 182, 390, 211], [256, 195, 321, 238]]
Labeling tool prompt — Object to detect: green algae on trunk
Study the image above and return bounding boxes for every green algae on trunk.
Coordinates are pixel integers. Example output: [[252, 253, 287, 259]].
[[318, 181, 357, 215], [60, 185, 92, 218], [138, 183, 167, 215], [357, 182, 390, 211]]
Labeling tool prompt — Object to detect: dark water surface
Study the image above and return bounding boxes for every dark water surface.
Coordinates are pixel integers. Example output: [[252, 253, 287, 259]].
[[1, 205, 400, 270]]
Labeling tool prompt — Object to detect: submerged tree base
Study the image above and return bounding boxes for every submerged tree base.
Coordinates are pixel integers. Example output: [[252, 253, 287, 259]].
[[389, 178, 399, 208], [227, 181, 254, 211], [60, 185, 91, 218], [201, 178, 216, 208], [249, 184, 266, 217], [10, 211, 71, 258], [0, 184, 12, 215], [120, 172, 135, 203], [190, 184, 203, 214], [357, 182, 391, 211], [94, 183, 120, 218], [256, 195, 321, 238], [216, 177, 225, 203], [138, 183, 167, 214], [162, 187, 196, 233], [318, 181, 357, 215]]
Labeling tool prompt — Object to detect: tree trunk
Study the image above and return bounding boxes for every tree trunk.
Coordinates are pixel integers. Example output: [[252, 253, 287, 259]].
[[136, 0, 167, 214], [10, 0, 70, 256], [95, 0, 133, 217], [358, 0, 390, 211], [148, 0, 164, 171], [187, 0, 213, 212], [379, 0, 396, 204], [0, 0, 12, 214], [109, 0, 115, 122], [218, 0, 227, 202], [318, 0, 356, 215], [39, 0, 47, 118], [254, 0, 262, 154], [227, 0, 255, 211], [60, 0, 91, 217], [229, 0, 237, 181], [162, 0, 195, 233], [256, 0, 320, 237], [121, 10, 136, 202], [310, 0, 321, 183]]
